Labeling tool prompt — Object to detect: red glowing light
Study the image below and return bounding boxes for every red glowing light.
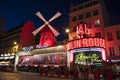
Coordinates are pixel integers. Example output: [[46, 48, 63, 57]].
[[77, 23, 89, 38], [67, 38, 105, 51]]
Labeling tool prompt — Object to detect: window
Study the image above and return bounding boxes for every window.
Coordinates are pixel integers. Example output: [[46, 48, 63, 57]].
[[95, 32, 101, 38], [93, 10, 99, 16], [94, 20, 100, 27], [107, 32, 113, 41], [109, 47, 115, 56], [86, 12, 91, 18], [79, 14, 83, 20], [73, 26, 76, 32], [87, 23, 92, 28], [79, 6, 83, 10], [116, 30, 120, 39], [72, 16, 77, 22]]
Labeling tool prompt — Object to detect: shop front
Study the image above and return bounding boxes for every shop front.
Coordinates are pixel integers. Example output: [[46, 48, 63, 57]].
[[0, 53, 15, 71], [67, 37, 106, 69], [15, 45, 67, 72]]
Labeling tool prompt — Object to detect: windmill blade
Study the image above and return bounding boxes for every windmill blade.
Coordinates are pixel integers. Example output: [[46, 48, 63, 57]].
[[48, 24, 60, 37], [32, 24, 45, 36], [48, 12, 62, 23], [35, 11, 47, 22]]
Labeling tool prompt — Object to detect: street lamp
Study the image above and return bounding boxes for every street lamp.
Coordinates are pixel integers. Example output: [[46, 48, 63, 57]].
[[65, 28, 70, 33], [14, 41, 17, 45]]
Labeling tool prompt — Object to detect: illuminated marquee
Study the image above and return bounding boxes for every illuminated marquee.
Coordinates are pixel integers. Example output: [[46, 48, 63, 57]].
[[67, 38, 105, 51], [22, 44, 48, 51]]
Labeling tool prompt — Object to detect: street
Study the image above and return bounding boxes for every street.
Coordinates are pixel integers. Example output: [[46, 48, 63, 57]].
[[0, 72, 71, 80]]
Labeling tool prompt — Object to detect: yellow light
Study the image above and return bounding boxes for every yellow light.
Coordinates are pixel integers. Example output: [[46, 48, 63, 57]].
[[66, 29, 70, 33], [14, 41, 17, 45]]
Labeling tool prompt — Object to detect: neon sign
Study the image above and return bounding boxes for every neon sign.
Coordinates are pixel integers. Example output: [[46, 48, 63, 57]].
[[77, 22, 89, 38], [75, 51, 102, 65], [22, 44, 48, 51], [67, 38, 105, 51], [75, 52, 101, 62]]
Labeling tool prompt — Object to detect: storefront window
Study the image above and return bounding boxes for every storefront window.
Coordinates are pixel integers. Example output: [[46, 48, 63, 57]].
[[74, 51, 102, 66]]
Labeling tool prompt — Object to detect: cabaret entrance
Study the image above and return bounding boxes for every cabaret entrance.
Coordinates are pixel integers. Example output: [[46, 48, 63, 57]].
[[67, 37, 106, 68]]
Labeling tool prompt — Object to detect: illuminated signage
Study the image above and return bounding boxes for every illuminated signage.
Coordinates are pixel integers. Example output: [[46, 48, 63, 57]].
[[75, 52, 101, 63], [22, 46, 34, 51], [77, 22, 89, 38], [35, 44, 48, 49], [75, 51, 102, 66], [67, 38, 105, 51], [22, 44, 48, 51]]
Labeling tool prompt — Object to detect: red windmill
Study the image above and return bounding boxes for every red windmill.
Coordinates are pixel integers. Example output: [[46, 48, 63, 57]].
[[32, 11, 61, 47]]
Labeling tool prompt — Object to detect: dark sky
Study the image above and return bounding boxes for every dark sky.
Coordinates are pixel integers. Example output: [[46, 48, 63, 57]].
[[0, 0, 70, 31], [0, 0, 120, 40]]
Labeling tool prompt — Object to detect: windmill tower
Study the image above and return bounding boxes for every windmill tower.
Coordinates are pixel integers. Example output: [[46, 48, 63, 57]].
[[32, 11, 61, 47]]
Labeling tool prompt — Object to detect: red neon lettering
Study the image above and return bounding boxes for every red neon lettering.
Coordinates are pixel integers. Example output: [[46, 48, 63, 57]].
[[94, 38, 99, 46], [76, 39, 81, 48], [82, 39, 88, 47], [88, 38, 94, 46], [77, 24, 84, 34], [67, 38, 105, 51], [71, 41, 73, 49], [84, 24, 89, 34], [73, 40, 77, 49]]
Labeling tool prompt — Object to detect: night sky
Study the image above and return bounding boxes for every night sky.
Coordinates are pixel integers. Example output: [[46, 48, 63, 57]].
[[0, 0, 120, 40]]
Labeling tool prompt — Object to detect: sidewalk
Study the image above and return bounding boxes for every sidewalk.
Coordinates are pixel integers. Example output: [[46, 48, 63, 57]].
[[15, 71, 95, 80]]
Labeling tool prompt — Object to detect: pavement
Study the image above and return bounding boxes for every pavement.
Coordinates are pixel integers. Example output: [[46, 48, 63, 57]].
[[3, 71, 120, 80], [0, 71, 71, 80], [0, 70, 120, 80]]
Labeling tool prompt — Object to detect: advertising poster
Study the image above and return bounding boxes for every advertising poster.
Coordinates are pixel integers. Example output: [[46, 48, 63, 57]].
[[18, 53, 67, 66]]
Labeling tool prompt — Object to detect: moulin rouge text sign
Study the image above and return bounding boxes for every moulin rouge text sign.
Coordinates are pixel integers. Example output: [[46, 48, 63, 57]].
[[67, 38, 105, 50]]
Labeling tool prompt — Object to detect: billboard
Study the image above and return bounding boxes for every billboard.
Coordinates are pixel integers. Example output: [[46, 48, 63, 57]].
[[74, 51, 102, 66], [18, 53, 67, 66]]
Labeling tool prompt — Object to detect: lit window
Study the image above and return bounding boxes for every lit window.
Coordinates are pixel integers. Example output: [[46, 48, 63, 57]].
[[94, 19, 100, 27]]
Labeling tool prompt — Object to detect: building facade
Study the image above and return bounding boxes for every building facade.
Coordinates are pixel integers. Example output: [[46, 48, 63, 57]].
[[68, 0, 120, 63], [1, 0, 120, 72], [0, 24, 23, 66], [0, 20, 36, 66], [105, 25, 120, 61]]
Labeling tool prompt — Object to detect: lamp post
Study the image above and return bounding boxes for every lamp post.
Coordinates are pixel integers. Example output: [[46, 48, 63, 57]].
[[65, 28, 70, 33], [65, 28, 73, 41], [14, 41, 17, 45], [65, 28, 70, 40]]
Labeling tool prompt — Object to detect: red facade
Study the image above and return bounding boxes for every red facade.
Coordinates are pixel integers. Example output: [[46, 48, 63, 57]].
[[19, 20, 35, 49], [39, 25, 58, 47]]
